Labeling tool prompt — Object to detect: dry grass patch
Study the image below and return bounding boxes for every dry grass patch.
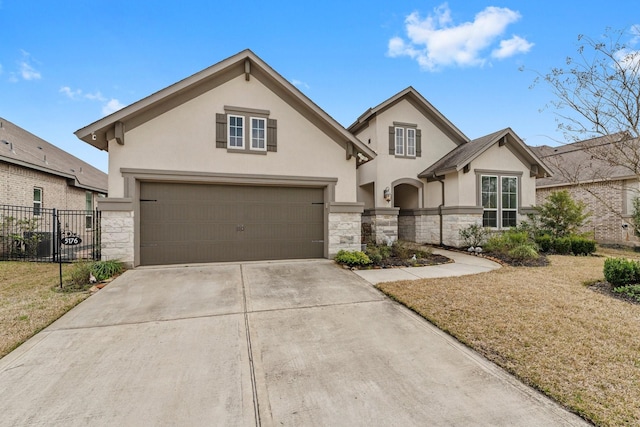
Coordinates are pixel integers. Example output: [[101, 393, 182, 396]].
[[0, 262, 89, 359], [378, 254, 640, 426]]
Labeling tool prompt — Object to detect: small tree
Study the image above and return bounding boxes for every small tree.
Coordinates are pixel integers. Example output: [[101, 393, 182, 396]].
[[536, 190, 590, 238]]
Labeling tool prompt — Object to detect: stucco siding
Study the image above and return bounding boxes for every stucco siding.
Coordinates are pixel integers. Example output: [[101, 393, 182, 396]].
[[108, 74, 356, 202], [457, 143, 537, 209], [355, 98, 458, 208]]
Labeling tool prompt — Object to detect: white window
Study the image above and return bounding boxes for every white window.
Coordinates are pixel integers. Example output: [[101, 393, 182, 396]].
[[481, 175, 518, 228], [228, 115, 244, 148], [501, 177, 518, 228], [85, 192, 93, 230], [33, 187, 42, 216], [395, 127, 404, 156], [406, 128, 416, 157], [251, 117, 266, 150], [482, 176, 497, 227]]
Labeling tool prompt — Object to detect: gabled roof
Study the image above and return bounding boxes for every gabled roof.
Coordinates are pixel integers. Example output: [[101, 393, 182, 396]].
[[75, 49, 376, 162], [418, 128, 553, 179], [531, 133, 637, 188], [347, 86, 469, 146], [0, 117, 107, 193]]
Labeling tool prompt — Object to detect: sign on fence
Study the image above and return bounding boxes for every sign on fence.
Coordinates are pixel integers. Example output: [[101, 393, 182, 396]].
[[0, 205, 100, 262]]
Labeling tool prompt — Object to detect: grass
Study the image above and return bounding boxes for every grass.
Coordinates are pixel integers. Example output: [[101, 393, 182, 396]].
[[377, 249, 640, 427], [0, 262, 90, 359]]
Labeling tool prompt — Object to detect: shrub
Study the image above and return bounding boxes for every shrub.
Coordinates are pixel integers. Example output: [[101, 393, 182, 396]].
[[613, 284, 640, 302], [66, 261, 93, 291], [485, 230, 540, 261], [335, 250, 372, 267], [603, 258, 640, 287], [365, 244, 392, 265], [553, 237, 572, 255], [535, 190, 590, 238], [391, 241, 411, 259], [535, 234, 553, 253], [91, 260, 124, 281], [569, 236, 597, 256], [508, 244, 539, 260], [459, 223, 488, 248]]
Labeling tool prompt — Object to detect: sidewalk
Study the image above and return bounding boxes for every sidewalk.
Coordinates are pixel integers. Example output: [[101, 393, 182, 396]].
[[353, 248, 501, 285]]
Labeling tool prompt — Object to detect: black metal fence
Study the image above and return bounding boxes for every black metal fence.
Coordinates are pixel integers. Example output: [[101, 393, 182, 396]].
[[0, 205, 101, 262]]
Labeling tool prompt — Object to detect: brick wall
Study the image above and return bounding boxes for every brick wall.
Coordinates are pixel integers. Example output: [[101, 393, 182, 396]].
[[536, 181, 639, 245], [0, 161, 102, 211]]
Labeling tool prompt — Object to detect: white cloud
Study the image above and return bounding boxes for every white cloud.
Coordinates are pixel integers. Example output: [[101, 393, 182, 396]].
[[388, 3, 532, 71], [60, 86, 82, 99], [492, 35, 534, 59], [59, 85, 124, 115], [102, 98, 125, 116], [18, 50, 41, 80]]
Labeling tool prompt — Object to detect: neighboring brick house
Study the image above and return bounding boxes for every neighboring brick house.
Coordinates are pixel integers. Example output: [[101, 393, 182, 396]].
[[0, 117, 107, 212], [532, 135, 640, 246]]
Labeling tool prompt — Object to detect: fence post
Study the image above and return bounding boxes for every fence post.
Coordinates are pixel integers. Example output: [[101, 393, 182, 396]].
[[53, 209, 62, 289]]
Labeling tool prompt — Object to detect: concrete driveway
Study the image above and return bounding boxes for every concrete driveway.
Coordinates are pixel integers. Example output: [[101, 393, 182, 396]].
[[0, 260, 587, 426]]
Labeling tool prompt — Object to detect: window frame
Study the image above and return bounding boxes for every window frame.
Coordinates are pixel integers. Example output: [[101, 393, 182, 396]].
[[478, 173, 520, 229], [250, 117, 267, 151], [227, 114, 245, 149], [501, 176, 518, 228], [33, 187, 42, 216], [395, 127, 405, 156], [481, 176, 498, 228], [406, 128, 416, 157], [85, 191, 93, 230]]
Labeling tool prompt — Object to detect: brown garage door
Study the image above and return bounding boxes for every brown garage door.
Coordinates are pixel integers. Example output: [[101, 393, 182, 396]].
[[139, 182, 325, 265]]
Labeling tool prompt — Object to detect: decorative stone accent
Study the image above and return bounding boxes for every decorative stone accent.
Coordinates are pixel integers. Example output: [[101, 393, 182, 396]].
[[442, 213, 483, 247], [362, 208, 399, 245], [100, 210, 134, 267], [328, 212, 362, 256]]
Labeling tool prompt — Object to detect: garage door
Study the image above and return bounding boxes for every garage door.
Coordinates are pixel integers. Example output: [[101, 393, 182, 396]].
[[139, 182, 325, 265]]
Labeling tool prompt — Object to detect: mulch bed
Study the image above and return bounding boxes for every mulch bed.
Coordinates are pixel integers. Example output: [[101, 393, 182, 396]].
[[589, 281, 640, 305], [374, 254, 452, 269]]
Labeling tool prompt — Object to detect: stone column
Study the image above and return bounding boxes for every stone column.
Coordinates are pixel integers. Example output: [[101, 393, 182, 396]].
[[98, 198, 135, 267], [362, 207, 400, 245], [328, 202, 364, 256]]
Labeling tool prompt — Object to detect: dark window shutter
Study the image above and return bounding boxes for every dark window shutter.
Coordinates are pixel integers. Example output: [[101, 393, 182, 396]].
[[216, 113, 227, 148], [416, 129, 422, 157], [267, 119, 277, 152], [389, 126, 395, 155]]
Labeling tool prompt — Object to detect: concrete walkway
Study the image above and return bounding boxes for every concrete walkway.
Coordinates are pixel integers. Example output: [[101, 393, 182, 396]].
[[354, 248, 502, 284], [0, 259, 586, 426]]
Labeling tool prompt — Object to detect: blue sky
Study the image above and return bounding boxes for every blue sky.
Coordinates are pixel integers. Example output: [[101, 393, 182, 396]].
[[1, 1, 638, 173]]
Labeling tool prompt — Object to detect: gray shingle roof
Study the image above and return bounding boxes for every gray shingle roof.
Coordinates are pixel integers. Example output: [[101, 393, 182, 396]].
[[531, 133, 637, 188], [0, 117, 107, 193], [419, 128, 551, 179]]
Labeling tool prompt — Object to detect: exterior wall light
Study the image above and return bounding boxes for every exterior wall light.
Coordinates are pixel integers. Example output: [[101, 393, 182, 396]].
[[383, 187, 392, 202]]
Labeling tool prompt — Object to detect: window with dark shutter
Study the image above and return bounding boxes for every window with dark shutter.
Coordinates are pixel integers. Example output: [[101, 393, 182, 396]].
[[215, 114, 227, 148], [416, 129, 422, 157], [388, 126, 395, 155], [267, 119, 277, 152]]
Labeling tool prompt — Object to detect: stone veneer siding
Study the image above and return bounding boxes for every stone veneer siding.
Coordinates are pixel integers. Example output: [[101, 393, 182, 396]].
[[328, 212, 362, 256], [100, 210, 135, 267], [442, 213, 483, 247], [362, 208, 399, 245], [537, 181, 638, 245]]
